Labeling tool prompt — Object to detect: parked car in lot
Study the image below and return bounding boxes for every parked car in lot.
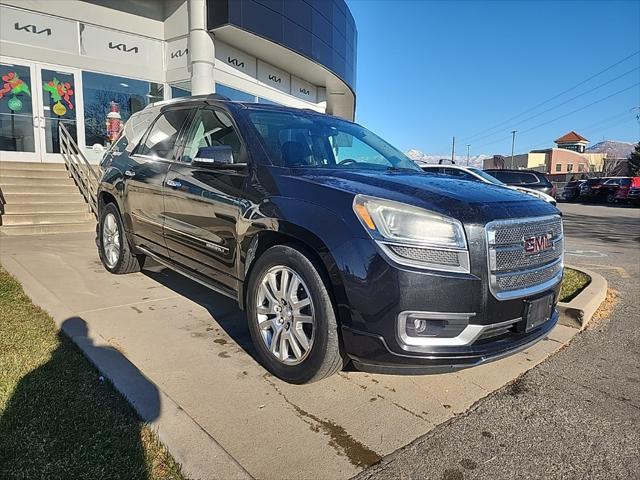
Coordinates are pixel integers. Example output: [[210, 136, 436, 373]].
[[484, 169, 557, 199], [578, 178, 605, 201], [421, 165, 557, 205], [98, 95, 563, 383], [562, 179, 587, 202], [623, 177, 640, 204]]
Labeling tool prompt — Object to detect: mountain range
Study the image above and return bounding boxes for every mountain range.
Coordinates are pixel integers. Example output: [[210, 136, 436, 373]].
[[586, 140, 636, 159], [405, 149, 490, 168]]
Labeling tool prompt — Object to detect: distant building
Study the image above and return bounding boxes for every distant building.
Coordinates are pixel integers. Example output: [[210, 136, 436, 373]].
[[483, 131, 605, 175]]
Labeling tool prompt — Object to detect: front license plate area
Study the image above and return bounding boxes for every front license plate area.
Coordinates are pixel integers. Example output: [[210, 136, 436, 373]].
[[523, 294, 554, 332]]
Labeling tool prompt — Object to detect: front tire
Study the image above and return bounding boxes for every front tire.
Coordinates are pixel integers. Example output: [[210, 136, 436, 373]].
[[98, 203, 144, 274], [246, 245, 344, 384]]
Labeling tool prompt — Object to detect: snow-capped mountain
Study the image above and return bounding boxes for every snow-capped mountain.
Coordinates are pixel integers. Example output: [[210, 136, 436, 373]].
[[586, 140, 635, 159], [405, 149, 490, 168]]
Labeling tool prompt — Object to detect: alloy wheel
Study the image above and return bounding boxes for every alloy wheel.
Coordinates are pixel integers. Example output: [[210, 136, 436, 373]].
[[255, 266, 315, 365], [102, 212, 121, 269]]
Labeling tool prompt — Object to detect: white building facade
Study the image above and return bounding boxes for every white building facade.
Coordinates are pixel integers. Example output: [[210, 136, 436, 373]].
[[0, 0, 357, 163]]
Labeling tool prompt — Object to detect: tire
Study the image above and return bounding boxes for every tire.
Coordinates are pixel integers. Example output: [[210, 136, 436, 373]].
[[98, 202, 144, 274], [246, 245, 345, 384], [606, 193, 616, 204]]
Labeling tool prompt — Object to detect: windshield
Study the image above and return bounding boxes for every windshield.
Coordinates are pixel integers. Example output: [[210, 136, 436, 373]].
[[468, 167, 505, 185], [247, 110, 421, 172]]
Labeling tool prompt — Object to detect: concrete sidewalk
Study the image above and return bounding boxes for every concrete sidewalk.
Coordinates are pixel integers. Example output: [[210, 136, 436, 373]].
[[0, 232, 578, 480]]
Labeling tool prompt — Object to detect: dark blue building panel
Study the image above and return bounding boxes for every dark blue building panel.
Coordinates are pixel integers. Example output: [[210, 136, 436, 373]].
[[207, 0, 357, 90]]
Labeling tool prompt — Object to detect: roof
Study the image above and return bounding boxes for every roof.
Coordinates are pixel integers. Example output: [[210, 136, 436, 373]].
[[555, 131, 589, 144]]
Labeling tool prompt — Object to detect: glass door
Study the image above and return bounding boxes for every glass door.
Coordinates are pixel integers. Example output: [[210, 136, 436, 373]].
[[36, 64, 84, 162], [0, 58, 39, 162]]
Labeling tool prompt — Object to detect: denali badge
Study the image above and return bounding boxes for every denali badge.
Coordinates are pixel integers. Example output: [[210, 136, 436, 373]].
[[523, 233, 553, 255]]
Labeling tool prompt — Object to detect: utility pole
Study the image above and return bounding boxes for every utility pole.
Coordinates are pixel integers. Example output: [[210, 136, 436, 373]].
[[451, 136, 456, 163], [510, 130, 517, 169], [466, 144, 470, 166]]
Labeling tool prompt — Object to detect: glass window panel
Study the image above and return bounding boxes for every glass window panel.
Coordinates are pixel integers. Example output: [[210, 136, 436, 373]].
[[215, 83, 257, 102], [0, 63, 35, 152], [181, 108, 242, 163], [82, 71, 163, 148], [171, 85, 191, 98], [41, 69, 77, 154], [137, 109, 190, 159]]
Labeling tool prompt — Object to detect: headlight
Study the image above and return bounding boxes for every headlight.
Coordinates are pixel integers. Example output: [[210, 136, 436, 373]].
[[353, 195, 469, 272]]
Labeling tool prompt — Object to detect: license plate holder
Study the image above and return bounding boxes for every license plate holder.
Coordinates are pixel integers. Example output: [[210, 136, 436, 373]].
[[523, 294, 554, 333]]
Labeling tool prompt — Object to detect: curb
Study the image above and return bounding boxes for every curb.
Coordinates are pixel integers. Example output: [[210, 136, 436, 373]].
[[557, 265, 607, 330]]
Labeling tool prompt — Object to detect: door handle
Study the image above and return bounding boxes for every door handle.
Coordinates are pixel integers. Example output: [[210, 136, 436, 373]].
[[124, 170, 136, 177], [39, 116, 46, 129], [165, 179, 182, 188]]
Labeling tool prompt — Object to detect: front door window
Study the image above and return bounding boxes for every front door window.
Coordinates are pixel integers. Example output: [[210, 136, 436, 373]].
[[0, 63, 36, 153]]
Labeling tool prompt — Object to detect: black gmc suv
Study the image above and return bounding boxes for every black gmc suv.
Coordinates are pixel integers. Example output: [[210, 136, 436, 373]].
[[98, 95, 563, 384]]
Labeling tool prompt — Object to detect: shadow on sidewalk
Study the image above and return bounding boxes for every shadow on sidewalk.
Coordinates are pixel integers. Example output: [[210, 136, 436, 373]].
[[0, 317, 162, 479]]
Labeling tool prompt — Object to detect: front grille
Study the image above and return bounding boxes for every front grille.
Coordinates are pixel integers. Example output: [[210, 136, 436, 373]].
[[389, 245, 460, 266], [486, 215, 564, 300]]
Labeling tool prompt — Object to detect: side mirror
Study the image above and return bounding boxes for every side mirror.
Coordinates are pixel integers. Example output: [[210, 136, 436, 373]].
[[193, 145, 234, 167]]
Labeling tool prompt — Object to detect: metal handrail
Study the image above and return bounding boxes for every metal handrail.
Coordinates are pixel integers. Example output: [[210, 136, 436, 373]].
[[59, 122, 99, 216]]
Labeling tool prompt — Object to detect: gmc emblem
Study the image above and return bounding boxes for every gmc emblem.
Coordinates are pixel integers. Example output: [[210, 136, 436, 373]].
[[523, 233, 553, 255]]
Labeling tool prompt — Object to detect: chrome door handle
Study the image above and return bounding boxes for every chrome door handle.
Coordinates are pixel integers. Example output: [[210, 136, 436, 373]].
[[39, 115, 46, 129], [165, 179, 182, 188], [124, 170, 136, 177]]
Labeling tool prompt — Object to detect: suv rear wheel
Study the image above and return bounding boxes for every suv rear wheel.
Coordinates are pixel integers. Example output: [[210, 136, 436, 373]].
[[246, 245, 344, 383], [98, 203, 144, 274]]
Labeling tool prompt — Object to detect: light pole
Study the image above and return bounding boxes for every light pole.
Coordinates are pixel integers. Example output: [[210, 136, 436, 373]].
[[451, 136, 456, 163], [510, 130, 517, 169], [466, 144, 470, 166]]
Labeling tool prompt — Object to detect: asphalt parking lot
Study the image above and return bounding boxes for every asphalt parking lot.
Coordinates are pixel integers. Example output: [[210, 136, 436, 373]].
[[358, 202, 640, 480]]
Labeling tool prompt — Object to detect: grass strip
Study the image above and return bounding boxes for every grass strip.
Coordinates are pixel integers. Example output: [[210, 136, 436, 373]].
[[0, 265, 186, 480], [559, 267, 591, 303]]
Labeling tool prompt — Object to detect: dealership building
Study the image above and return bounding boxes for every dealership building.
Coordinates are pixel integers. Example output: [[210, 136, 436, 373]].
[[0, 0, 357, 163]]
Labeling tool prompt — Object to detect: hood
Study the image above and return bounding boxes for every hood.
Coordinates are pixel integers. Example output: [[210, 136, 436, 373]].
[[281, 168, 557, 224]]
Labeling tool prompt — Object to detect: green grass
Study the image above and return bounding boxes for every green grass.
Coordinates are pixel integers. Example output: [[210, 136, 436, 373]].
[[559, 267, 591, 303], [0, 266, 186, 480]]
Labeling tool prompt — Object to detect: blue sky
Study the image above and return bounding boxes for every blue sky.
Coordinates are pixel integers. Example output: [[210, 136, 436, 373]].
[[346, 0, 640, 156]]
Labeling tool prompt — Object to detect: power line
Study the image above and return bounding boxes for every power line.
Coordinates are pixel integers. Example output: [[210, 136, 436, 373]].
[[474, 82, 640, 151], [467, 66, 639, 145], [461, 50, 640, 142]]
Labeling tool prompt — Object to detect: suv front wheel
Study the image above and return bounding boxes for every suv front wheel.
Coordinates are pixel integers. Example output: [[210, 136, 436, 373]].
[[246, 245, 344, 383], [98, 203, 144, 274]]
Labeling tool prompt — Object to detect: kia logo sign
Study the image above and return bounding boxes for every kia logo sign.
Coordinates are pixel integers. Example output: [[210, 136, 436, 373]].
[[14, 22, 51, 36], [108, 41, 139, 54], [268, 74, 282, 84], [228, 57, 245, 68], [523, 233, 553, 255], [171, 48, 188, 58], [299, 88, 310, 95]]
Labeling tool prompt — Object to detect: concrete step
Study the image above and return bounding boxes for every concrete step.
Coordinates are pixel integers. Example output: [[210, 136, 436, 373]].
[[0, 212, 95, 226], [0, 162, 67, 171], [0, 168, 70, 179], [0, 184, 80, 194], [1, 193, 86, 204], [2, 203, 90, 214], [0, 221, 96, 236], [0, 176, 76, 186]]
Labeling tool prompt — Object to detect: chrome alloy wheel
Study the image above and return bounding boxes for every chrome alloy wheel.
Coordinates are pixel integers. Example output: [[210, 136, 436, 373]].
[[255, 266, 315, 365], [102, 212, 121, 269]]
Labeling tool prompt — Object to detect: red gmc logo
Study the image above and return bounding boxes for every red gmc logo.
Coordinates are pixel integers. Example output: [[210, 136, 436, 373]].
[[523, 233, 553, 255]]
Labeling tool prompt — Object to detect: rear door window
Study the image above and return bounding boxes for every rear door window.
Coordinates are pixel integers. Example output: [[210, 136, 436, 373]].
[[181, 108, 243, 163], [517, 172, 540, 184]]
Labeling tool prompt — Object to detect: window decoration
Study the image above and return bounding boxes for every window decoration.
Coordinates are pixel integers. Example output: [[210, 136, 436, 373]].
[[0, 71, 31, 112], [43, 78, 74, 116]]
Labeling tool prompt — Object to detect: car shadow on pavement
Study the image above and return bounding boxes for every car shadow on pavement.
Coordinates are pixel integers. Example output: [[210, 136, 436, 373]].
[[142, 265, 258, 359], [0, 317, 161, 479]]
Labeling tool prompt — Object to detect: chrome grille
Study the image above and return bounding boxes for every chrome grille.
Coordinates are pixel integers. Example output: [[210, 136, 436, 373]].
[[486, 215, 564, 300]]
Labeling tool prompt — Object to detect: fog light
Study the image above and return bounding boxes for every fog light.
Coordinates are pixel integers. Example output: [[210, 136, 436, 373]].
[[413, 318, 428, 334]]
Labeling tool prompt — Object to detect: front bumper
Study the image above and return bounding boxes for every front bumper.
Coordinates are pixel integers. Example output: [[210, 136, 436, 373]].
[[342, 309, 558, 374]]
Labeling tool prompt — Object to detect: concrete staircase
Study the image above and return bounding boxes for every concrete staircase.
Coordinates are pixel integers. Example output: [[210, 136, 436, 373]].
[[0, 162, 96, 235]]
